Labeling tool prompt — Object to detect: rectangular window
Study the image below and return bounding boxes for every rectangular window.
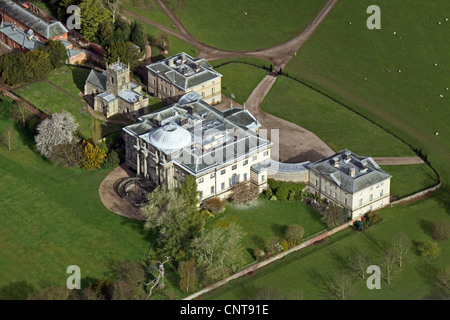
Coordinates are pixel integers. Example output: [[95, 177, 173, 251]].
[[198, 177, 204, 183], [210, 173, 215, 179], [243, 160, 248, 165], [243, 173, 247, 181], [380, 190, 384, 197], [370, 194, 373, 201], [202, 92, 205, 97], [252, 155, 257, 161], [221, 169, 226, 175], [263, 151, 269, 157], [315, 180, 318, 187], [344, 198, 347, 205], [212, 88, 215, 94], [211, 186, 215, 194], [232, 165, 237, 170], [221, 182, 225, 191], [329, 189, 332, 196], [199, 191, 203, 199], [334, 192, 337, 199], [261, 175, 265, 182], [359, 199, 363, 206]]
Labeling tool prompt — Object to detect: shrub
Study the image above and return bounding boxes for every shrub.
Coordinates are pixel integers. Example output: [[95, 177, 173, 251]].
[[102, 150, 120, 169], [279, 239, 291, 251], [232, 182, 259, 205], [202, 197, 225, 214], [275, 184, 290, 201], [367, 211, 382, 224], [269, 195, 277, 201], [264, 237, 282, 254], [253, 248, 265, 260], [417, 241, 441, 260], [285, 225, 305, 245], [432, 220, 450, 241]]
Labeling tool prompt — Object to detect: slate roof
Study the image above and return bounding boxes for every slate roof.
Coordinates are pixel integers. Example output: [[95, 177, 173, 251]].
[[119, 90, 144, 103], [124, 96, 271, 176], [309, 150, 391, 194], [146, 52, 222, 90], [86, 69, 107, 92], [0, 0, 68, 39], [0, 22, 44, 50], [97, 92, 116, 103]]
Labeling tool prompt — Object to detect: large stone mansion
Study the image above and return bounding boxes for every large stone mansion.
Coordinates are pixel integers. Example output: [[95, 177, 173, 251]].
[[122, 92, 270, 201]]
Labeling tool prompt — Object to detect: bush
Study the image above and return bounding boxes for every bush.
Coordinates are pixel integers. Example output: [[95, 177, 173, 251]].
[[275, 184, 290, 201], [253, 248, 265, 260], [367, 211, 382, 224], [285, 225, 305, 245], [102, 150, 120, 169], [432, 220, 450, 241], [279, 239, 291, 251], [202, 197, 225, 214], [417, 241, 441, 260], [232, 182, 259, 205], [264, 237, 282, 254]]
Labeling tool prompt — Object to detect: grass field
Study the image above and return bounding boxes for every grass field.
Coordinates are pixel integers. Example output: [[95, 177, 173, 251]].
[[261, 76, 415, 157], [211, 59, 270, 105], [205, 199, 327, 264], [381, 164, 439, 199], [122, 0, 177, 30], [165, 0, 328, 51], [12, 66, 92, 139], [0, 97, 150, 298], [205, 196, 450, 300]]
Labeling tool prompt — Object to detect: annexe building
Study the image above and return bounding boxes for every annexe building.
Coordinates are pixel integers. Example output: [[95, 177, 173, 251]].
[[122, 92, 271, 202], [85, 60, 149, 118], [146, 52, 222, 105], [308, 150, 391, 219]]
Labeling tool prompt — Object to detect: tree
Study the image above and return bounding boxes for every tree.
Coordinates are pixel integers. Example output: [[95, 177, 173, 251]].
[[35, 111, 79, 158], [103, 0, 123, 24], [348, 248, 370, 279], [178, 258, 197, 293], [285, 225, 304, 245], [417, 241, 442, 261], [202, 197, 225, 214], [104, 42, 141, 68], [81, 140, 107, 169], [49, 142, 83, 167], [322, 204, 347, 229], [10, 100, 30, 127], [191, 222, 246, 283], [178, 175, 199, 206], [25, 49, 53, 82], [432, 220, 450, 241], [252, 287, 303, 300], [142, 186, 195, 258], [157, 31, 170, 54], [379, 248, 397, 285], [1, 125, 16, 151], [79, 0, 111, 42], [90, 118, 102, 143], [130, 21, 146, 49], [391, 232, 411, 268], [328, 273, 353, 300], [44, 40, 68, 68], [145, 257, 170, 299]]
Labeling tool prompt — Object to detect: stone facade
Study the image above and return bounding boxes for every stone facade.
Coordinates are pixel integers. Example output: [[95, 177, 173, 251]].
[[84, 61, 149, 118]]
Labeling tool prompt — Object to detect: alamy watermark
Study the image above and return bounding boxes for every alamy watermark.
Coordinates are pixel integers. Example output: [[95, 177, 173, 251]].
[[366, 265, 381, 290], [66, 265, 81, 289], [66, 5, 81, 30], [367, 5, 381, 29]]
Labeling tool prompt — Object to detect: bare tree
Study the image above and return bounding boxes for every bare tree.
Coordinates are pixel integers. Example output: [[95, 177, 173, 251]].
[[1, 125, 15, 151], [348, 249, 370, 279], [145, 257, 170, 299], [379, 248, 397, 285], [328, 273, 353, 300], [10, 100, 30, 127], [391, 232, 411, 268], [35, 111, 79, 158], [103, 0, 123, 23]]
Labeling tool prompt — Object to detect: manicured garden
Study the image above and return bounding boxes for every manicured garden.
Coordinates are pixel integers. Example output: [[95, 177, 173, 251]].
[[205, 198, 327, 264]]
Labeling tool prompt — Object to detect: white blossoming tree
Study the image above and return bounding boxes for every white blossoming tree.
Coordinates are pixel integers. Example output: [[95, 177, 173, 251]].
[[35, 110, 79, 158]]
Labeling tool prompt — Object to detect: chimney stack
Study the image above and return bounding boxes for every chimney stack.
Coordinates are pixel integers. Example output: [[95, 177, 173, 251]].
[[349, 166, 356, 177], [332, 156, 339, 167]]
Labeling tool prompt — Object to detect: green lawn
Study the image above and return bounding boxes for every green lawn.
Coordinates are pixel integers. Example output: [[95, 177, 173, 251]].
[[211, 59, 269, 104], [0, 97, 150, 298], [165, 0, 328, 51], [381, 164, 439, 199], [205, 199, 327, 264], [205, 196, 450, 300], [12, 66, 92, 139], [122, 0, 178, 30], [261, 76, 415, 157]]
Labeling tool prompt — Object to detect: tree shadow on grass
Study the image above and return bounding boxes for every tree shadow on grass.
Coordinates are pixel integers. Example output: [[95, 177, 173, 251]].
[[418, 218, 434, 238], [271, 223, 286, 237], [0, 281, 36, 300], [361, 231, 390, 254]]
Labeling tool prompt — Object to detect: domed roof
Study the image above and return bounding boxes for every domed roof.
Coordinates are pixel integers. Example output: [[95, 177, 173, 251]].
[[149, 123, 192, 151], [178, 91, 201, 105]]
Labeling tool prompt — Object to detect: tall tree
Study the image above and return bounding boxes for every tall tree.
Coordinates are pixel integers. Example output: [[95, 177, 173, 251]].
[[348, 248, 370, 279], [44, 40, 68, 68], [178, 258, 197, 293], [178, 175, 199, 207], [328, 273, 353, 300], [1, 125, 16, 151], [191, 222, 246, 283], [379, 248, 397, 285], [142, 186, 194, 258], [10, 100, 30, 128], [391, 232, 411, 268], [79, 0, 111, 42], [35, 111, 79, 158], [103, 0, 123, 24], [130, 21, 146, 49]]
